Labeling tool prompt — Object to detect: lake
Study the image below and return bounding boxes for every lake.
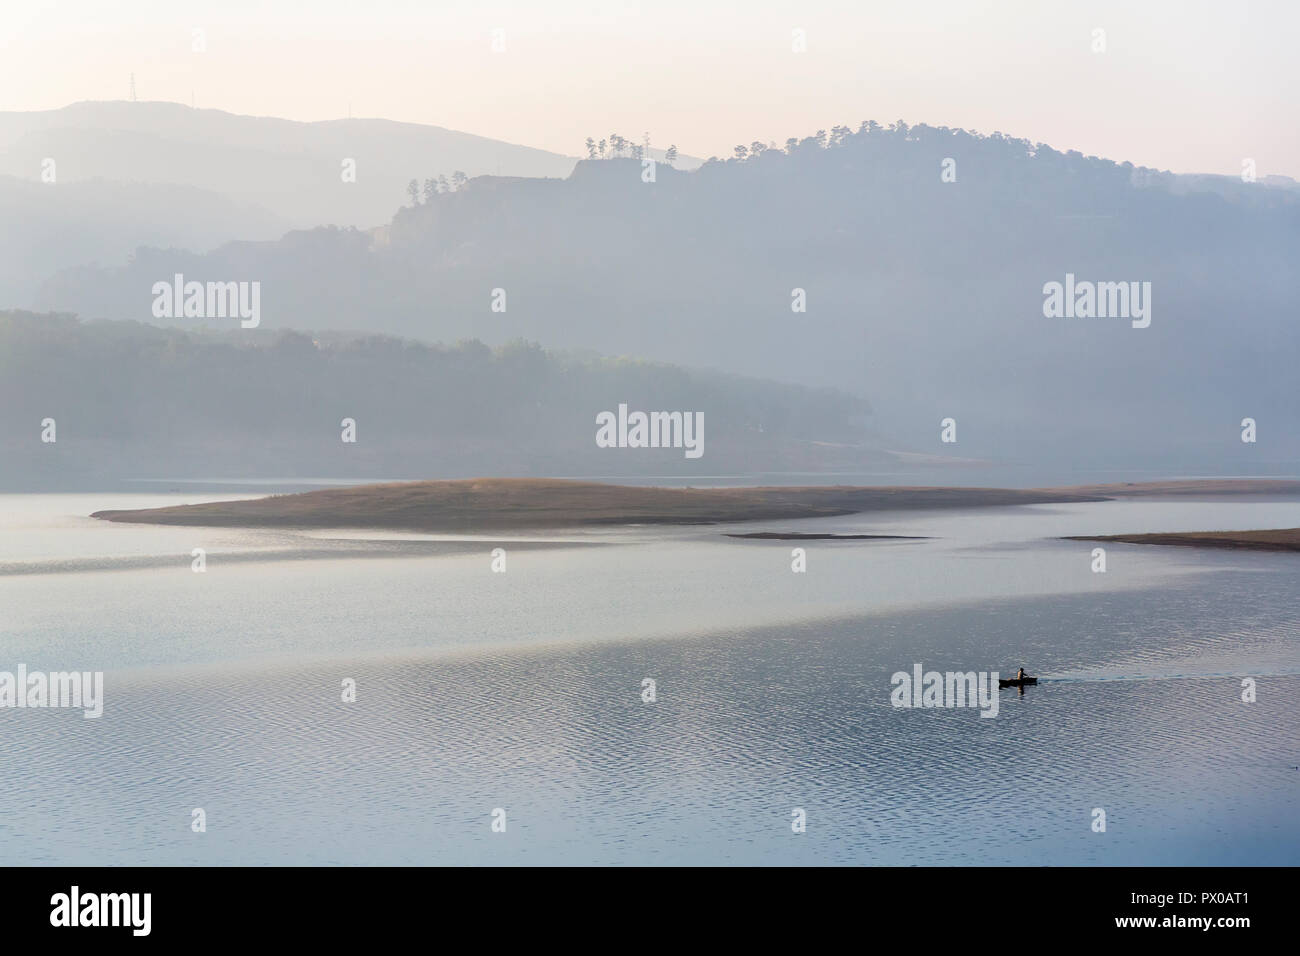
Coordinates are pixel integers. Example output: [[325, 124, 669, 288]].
[[1, 492, 1297, 864]]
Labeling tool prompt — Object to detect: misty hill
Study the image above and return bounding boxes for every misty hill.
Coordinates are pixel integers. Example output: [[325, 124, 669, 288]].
[[0, 310, 877, 491], [0, 174, 287, 307], [34, 121, 1300, 470], [1168, 172, 1300, 198], [0, 100, 580, 232]]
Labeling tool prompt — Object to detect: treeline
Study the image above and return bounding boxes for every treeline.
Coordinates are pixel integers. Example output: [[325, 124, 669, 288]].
[[582, 135, 678, 164], [0, 311, 876, 489], [406, 171, 469, 206], [713, 118, 1137, 179]]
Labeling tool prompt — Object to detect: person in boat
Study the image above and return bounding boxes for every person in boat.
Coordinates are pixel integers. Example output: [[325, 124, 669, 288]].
[[1016, 667, 1028, 682]]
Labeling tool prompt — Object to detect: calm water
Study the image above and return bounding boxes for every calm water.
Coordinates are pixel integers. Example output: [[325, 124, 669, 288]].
[[1, 493, 1297, 864]]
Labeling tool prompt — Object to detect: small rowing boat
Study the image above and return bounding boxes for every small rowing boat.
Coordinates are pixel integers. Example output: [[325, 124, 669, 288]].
[[998, 676, 1037, 688]]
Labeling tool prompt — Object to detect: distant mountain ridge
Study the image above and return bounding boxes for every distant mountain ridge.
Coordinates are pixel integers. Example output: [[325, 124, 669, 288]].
[[0, 100, 707, 309], [35, 120, 1300, 469], [0, 100, 582, 231]]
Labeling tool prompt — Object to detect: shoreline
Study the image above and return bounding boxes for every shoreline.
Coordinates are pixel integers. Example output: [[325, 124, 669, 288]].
[[724, 532, 928, 540], [87, 477, 1300, 533], [1067, 528, 1300, 553]]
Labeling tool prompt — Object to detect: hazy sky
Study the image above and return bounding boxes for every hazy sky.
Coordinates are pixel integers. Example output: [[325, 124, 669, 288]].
[[3, 0, 1297, 176]]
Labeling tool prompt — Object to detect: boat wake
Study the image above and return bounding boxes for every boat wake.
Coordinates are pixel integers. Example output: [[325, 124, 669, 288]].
[[1039, 670, 1300, 685]]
